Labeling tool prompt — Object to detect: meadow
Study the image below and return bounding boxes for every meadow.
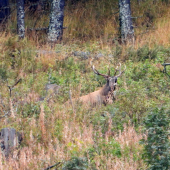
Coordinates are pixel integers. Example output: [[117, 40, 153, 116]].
[[0, 0, 170, 169]]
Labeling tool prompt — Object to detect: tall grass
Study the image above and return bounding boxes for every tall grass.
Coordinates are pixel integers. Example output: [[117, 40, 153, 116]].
[[0, 0, 170, 169]]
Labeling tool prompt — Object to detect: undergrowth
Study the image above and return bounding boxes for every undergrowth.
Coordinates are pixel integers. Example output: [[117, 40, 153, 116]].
[[1, 38, 170, 169], [0, 0, 170, 169]]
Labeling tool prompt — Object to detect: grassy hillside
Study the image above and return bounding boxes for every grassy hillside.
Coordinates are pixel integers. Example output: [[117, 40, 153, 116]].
[[0, 0, 170, 169]]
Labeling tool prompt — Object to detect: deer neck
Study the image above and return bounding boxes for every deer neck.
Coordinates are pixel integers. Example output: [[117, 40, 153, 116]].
[[100, 84, 112, 96]]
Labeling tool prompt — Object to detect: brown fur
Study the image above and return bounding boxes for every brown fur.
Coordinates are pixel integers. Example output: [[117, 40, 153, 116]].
[[67, 84, 115, 107]]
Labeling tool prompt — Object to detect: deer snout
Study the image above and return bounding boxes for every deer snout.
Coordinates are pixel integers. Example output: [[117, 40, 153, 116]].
[[110, 82, 117, 87]]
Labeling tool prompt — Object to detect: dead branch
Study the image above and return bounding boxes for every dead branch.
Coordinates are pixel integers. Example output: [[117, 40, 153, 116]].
[[7, 78, 22, 97], [43, 162, 62, 170], [162, 63, 170, 78]]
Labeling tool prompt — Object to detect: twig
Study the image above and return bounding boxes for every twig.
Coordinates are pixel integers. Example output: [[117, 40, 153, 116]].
[[43, 162, 62, 170], [0, 111, 10, 119], [69, 90, 75, 114], [131, 16, 143, 19], [6, 78, 21, 118], [27, 27, 48, 31], [162, 63, 170, 78], [27, 27, 67, 31], [7, 79, 22, 97]]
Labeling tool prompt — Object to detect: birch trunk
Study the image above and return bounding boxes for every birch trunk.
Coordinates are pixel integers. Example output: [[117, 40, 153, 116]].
[[48, 0, 65, 43], [17, 0, 25, 39], [119, 0, 134, 44]]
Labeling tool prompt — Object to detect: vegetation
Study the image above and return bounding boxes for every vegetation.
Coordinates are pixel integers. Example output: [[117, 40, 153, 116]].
[[0, 0, 170, 169], [142, 107, 170, 170]]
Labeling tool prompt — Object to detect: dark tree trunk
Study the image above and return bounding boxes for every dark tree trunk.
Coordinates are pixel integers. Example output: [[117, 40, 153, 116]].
[[0, 0, 10, 23], [119, 0, 134, 44], [48, 0, 65, 43], [17, 0, 25, 39], [0, 128, 22, 158]]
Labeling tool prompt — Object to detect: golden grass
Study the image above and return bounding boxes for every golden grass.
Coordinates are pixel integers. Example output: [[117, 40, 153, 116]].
[[0, 104, 95, 169], [147, 18, 170, 47], [0, 109, 145, 169], [91, 123, 146, 170], [135, 17, 170, 48]]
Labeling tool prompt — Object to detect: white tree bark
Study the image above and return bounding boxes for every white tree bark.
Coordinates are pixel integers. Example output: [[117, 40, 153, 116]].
[[119, 0, 134, 44], [17, 0, 25, 39], [48, 0, 65, 43]]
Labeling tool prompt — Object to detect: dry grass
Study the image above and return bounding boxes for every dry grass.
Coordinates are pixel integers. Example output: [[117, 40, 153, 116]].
[[0, 103, 95, 169], [146, 17, 170, 47], [90, 123, 146, 170], [0, 109, 145, 169], [114, 125, 146, 170], [39, 104, 47, 142], [135, 17, 170, 48]]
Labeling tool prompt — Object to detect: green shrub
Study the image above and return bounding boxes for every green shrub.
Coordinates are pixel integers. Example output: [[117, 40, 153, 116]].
[[62, 157, 88, 170], [87, 138, 121, 169], [87, 138, 121, 160], [141, 107, 170, 170], [18, 102, 40, 118]]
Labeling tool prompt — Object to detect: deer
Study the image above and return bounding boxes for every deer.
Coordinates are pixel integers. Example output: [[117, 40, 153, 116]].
[[66, 60, 126, 106]]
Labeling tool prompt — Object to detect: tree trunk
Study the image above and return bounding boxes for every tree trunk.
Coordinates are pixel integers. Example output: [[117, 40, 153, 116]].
[[119, 0, 134, 44], [0, 128, 22, 158], [48, 0, 65, 44], [17, 0, 25, 39]]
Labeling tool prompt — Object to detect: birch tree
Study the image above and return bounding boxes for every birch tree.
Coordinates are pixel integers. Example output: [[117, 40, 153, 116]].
[[119, 0, 134, 44], [17, 0, 25, 39], [48, 0, 65, 43]]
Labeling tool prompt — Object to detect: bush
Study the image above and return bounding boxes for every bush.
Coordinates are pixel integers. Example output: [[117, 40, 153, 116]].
[[62, 157, 88, 170], [141, 107, 170, 170]]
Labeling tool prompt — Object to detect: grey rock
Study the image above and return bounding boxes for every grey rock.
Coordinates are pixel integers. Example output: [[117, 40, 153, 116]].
[[72, 51, 90, 60]]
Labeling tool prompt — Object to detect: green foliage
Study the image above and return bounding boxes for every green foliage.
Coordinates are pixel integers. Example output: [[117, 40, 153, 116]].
[[136, 45, 157, 61], [87, 138, 121, 168], [52, 57, 82, 86], [141, 107, 170, 170], [17, 102, 40, 118], [88, 138, 121, 158], [54, 119, 64, 141], [0, 68, 7, 80], [128, 45, 170, 62], [0, 37, 36, 87], [96, 106, 130, 131], [131, 62, 151, 81], [62, 157, 88, 170]]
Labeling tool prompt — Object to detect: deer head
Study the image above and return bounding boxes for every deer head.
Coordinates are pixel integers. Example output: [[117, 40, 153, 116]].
[[91, 60, 126, 98]]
